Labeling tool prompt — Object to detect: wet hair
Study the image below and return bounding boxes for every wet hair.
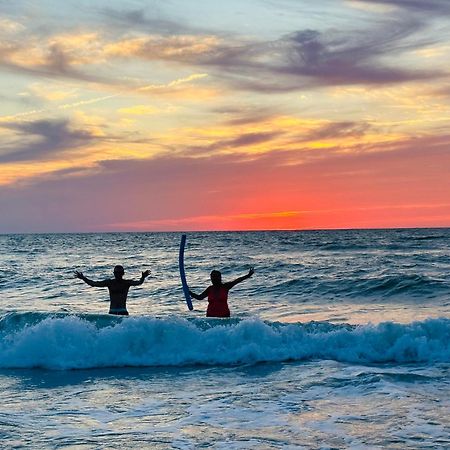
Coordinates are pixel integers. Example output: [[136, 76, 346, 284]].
[[210, 270, 221, 278]]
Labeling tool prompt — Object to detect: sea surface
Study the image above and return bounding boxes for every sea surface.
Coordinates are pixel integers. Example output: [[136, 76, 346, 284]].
[[0, 229, 449, 449]]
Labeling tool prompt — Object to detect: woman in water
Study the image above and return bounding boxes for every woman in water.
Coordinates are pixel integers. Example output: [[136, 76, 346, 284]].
[[189, 268, 254, 317]]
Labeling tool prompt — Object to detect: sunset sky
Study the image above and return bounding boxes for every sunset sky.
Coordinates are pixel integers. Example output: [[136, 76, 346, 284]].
[[1, 0, 449, 233]]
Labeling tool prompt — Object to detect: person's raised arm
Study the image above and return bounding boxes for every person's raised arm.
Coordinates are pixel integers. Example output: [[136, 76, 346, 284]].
[[128, 269, 151, 286], [224, 267, 254, 290], [74, 270, 109, 287], [189, 287, 209, 300]]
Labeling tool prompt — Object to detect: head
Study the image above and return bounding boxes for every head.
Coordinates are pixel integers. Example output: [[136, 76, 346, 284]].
[[113, 265, 125, 279], [210, 270, 222, 286]]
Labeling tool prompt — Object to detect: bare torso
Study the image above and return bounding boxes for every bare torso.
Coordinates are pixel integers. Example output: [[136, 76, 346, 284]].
[[105, 279, 133, 310]]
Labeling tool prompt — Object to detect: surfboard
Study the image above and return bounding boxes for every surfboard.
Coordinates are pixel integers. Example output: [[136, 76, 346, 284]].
[[179, 234, 193, 310]]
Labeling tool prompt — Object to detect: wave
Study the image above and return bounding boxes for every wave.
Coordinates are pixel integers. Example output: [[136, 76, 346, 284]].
[[0, 313, 448, 370], [347, 274, 447, 298], [271, 273, 448, 299]]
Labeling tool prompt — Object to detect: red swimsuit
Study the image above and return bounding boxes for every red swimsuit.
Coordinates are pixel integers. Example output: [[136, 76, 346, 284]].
[[206, 286, 230, 317]]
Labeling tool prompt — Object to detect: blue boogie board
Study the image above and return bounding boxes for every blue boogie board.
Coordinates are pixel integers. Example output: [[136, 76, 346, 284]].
[[179, 234, 193, 310]]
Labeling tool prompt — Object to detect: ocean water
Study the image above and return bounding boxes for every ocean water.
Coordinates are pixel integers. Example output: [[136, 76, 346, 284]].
[[0, 229, 449, 448]]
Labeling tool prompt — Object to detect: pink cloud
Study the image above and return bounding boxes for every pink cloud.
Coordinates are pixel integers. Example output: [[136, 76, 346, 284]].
[[0, 133, 449, 232]]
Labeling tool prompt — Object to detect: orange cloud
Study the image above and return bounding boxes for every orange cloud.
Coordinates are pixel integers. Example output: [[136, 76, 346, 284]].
[[1, 130, 449, 232], [106, 211, 304, 231], [1, 30, 221, 72], [104, 35, 221, 60], [103, 203, 450, 232]]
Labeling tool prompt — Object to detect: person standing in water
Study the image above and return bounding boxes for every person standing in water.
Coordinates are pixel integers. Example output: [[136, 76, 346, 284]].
[[189, 268, 254, 317], [74, 265, 151, 315]]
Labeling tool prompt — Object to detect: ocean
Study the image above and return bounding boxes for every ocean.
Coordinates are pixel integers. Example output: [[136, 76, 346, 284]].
[[0, 229, 449, 448]]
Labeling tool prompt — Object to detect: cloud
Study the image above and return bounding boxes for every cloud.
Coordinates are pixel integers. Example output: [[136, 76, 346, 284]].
[[105, 35, 221, 61], [106, 210, 303, 231], [300, 121, 371, 142], [0, 119, 97, 163], [21, 83, 79, 103], [164, 115, 374, 160], [0, 27, 217, 94], [0, 42, 109, 85], [171, 3, 450, 91], [0, 112, 375, 188], [182, 131, 284, 157], [214, 106, 279, 127], [278, 25, 433, 81], [191, 21, 445, 93], [2, 2, 446, 94], [95, 6, 448, 93], [354, 0, 450, 14], [1, 131, 449, 232], [0, 73, 208, 124], [0, 30, 124, 86], [0, 17, 25, 34], [173, 121, 369, 159], [100, 7, 212, 36]]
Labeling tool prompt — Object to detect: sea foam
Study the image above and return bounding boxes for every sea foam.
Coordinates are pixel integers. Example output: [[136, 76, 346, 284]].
[[0, 313, 448, 370]]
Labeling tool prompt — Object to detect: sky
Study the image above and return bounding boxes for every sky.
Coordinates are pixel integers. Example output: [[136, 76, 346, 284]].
[[0, 0, 449, 233]]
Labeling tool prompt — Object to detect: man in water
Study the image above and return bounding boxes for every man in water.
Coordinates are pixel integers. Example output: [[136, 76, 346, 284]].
[[74, 265, 151, 315], [189, 268, 254, 317]]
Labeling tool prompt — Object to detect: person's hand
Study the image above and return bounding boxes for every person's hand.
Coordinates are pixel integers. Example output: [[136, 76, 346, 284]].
[[248, 267, 254, 277], [74, 270, 83, 279], [142, 269, 151, 278]]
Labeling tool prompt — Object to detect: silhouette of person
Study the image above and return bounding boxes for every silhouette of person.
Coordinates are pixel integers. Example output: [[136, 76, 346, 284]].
[[74, 265, 150, 315], [189, 268, 254, 317]]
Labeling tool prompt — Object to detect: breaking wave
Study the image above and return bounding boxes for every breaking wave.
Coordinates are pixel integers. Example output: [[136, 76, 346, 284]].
[[0, 312, 448, 370]]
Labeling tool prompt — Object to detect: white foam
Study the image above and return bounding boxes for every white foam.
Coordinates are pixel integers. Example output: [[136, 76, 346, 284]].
[[0, 316, 448, 370]]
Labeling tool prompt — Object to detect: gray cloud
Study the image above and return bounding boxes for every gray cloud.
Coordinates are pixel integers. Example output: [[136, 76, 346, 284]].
[[217, 131, 281, 148], [180, 131, 283, 157], [107, 5, 446, 93], [277, 24, 433, 81], [213, 106, 278, 127], [178, 121, 371, 158], [356, 0, 450, 14], [1, 1, 448, 93], [101, 7, 212, 36], [0, 45, 111, 86], [189, 19, 445, 92], [301, 122, 371, 142], [0, 119, 96, 163]]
